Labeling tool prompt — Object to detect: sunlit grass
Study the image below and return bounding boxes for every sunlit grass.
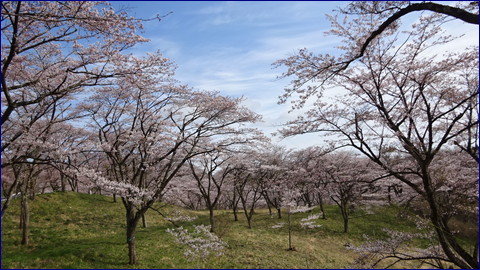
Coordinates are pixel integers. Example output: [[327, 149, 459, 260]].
[[1, 192, 472, 268]]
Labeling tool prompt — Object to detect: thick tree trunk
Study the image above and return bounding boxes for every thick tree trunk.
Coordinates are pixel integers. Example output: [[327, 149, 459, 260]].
[[125, 207, 140, 265], [60, 174, 66, 192], [127, 232, 137, 265], [421, 171, 477, 269], [141, 213, 147, 228], [28, 180, 36, 200], [277, 208, 282, 219], [209, 208, 215, 232]]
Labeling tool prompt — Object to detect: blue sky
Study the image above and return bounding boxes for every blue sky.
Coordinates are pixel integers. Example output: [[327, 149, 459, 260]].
[[109, 1, 478, 149]]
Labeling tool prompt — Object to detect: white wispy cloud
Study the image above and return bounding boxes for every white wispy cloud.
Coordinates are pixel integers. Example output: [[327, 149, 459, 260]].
[[113, 1, 478, 150]]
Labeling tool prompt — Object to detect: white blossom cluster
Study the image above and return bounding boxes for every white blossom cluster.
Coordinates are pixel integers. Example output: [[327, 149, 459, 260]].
[[165, 209, 197, 223], [166, 225, 227, 261], [289, 205, 316, 214], [349, 229, 418, 254], [77, 167, 154, 205], [271, 222, 286, 229], [347, 228, 439, 268], [300, 214, 322, 229]]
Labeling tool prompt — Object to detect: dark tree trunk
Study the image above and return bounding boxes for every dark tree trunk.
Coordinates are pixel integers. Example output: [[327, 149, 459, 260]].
[[60, 174, 66, 192], [231, 189, 239, 221], [287, 211, 293, 250], [209, 207, 215, 232], [233, 206, 238, 221], [277, 208, 282, 219], [341, 205, 348, 233], [20, 191, 29, 245], [246, 212, 252, 229], [141, 213, 147, 228], [125, 206, 140, 265], [264, 193, 272, 215], [127, 230, 137, 265], [420, 171, 477, 269], [318, 195, 326, 219], [28, 180, 36, 200]]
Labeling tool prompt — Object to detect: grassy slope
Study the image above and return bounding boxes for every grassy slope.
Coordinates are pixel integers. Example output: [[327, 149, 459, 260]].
[[0, 192, 449, 269]]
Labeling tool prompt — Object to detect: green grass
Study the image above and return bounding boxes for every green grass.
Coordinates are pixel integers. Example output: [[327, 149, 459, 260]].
[[0, 192, 471, 269]]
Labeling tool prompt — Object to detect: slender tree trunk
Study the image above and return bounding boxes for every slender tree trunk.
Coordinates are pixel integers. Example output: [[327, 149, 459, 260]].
[[277, 208, 282, 219], [232, 203, 238, 221], [238, 189, 253, 228], [246, 212, 252, 229], [243, 206, 254, 229], [288, 211, 293, 250], [341, 204, 348, 233], [73, 178, 79, 192], [233, 205, 238, 221], [2, 182, 17, 219], [20, 191, 29, 245], [264, 193, 272, 215], [113, 193, 117, 203], [232, 190, 239, 221], [318, 194, 326, 219]]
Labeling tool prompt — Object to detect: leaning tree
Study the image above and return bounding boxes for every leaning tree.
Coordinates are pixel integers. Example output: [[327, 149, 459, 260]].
[[276, 2, 478, 268]]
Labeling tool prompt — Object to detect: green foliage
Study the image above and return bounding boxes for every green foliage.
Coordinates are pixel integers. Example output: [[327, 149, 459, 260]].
[[1, 192, 472, 268]]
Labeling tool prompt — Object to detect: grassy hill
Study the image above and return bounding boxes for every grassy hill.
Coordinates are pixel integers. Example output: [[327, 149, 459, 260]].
[[1, 192, 443, 268]]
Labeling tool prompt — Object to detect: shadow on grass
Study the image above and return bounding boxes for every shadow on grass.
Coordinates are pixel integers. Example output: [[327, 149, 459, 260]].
[[2, 233, 129, 268]]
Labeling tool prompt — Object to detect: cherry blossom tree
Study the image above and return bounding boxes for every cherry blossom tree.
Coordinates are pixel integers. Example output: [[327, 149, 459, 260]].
[[275, 3, 478, 268], [350, 150, 478, 268], [167, 224, 227, 263], [320, 152, 381, 233], [256, 145, 291, 219], [290, 146, 333, 219], [1, 1, 150, 125], [271, 190, 322, 251], [1, 111, 94, 244], [337, 2, 478, 71], [231, 151, 265, 229], [1, 0, 152, 221], [163, 173, 205, 210], [78, 51, 261, 264], [188, 150, 234, 232]]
